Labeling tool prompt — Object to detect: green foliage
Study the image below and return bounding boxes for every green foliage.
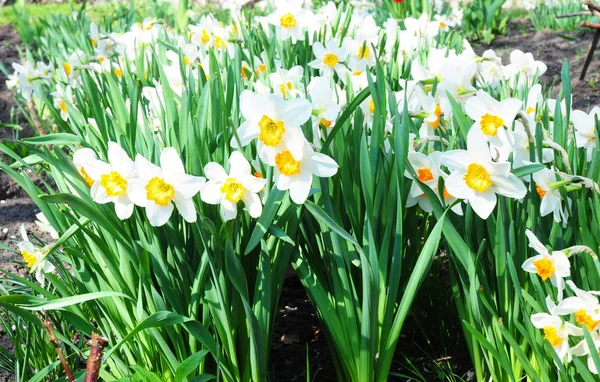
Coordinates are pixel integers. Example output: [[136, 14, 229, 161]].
[[461, 0, 508, 44]]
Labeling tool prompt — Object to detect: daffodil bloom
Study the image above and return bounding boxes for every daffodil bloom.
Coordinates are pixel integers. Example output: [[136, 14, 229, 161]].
[[441, 131, 527, 219], [477, 49, 504, 88], [522, 230, 570, 295], [231, 90, 312, 165], [128, 148, 205, 227], [73, 147, 98, 187], [342, 37, 376, 72], [52, 84, 73, 121], [511, 122, 554, 169], [307, 76, 341, 145], [273, 139, 338, 204], [309, 40, 348, 80], [200, 151, 267, 222], [571, 107, 599, 162], [267, 0, 312, 42], [405, 151, 462, 215], [35, 212, 59, 240], [269, 66, 304, 99], [464, 90, 522, 151], [404, 13, 439, 40], [414, 90, 443, 139], [503, 49, 547, 88], [570, 333, 600, 374], [530, 296, 582, 361], [556, 281, 600, 332], [82, 142, 137, 220], [18, 225, 55, 283], [532, 168, 566, 223]]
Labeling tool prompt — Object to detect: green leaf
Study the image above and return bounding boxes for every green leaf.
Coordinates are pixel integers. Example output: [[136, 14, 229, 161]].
[[304, 200, 360, 248], [511, 163, 545, 178], [21, 291, 131, 311], [26, 361, 60, 382], [23, 133, 84, 145], [174, 350, 209, 381]]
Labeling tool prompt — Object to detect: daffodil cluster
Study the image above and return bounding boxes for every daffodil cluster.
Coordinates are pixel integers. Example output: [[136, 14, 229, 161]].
[[522, 230, 600, 373]]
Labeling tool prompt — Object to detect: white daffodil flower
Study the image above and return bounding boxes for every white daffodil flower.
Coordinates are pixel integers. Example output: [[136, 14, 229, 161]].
[[269, 66, 304, 99], [511, 121, 554, 170], [503, 49, 547, 88], [441, 130, 527, 219], [200, 151, 267, 222], [522, 229, 571, 296], [309, 40, 348, 80], [18, 225, 55, 283], [571, 107, 599, 162], [83, 142, 137, 220], [570, 333, 600, 374], [415, 90, 443, 139], [404, 13, 439, 41], [464, 90, 522, 152], [35, 213, 59, 240], [556, 281, 600, 332], [129, 148, 205, 227], [268, 0, 312, 42], [273, 139, 338, 204], [231, 90, 312, 166], [531, 296, 582, 361], [307, 76, 341, 145], [532, 168, 566, 223], [477, 49, 504, 88], [73, 147, 98, 187], [342, 37, 376, 72], [52, 84, 74, 121], [405, 151, 462, 215]]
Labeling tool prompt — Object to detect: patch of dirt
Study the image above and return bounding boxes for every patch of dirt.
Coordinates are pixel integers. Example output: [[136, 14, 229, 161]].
[[474, 19, 600, 110], [270, 270, 337, 381], [0, 22, 27, 382]]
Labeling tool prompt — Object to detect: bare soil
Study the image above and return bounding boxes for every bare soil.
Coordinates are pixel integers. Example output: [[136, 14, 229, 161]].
[[474, 19, 600, 111]]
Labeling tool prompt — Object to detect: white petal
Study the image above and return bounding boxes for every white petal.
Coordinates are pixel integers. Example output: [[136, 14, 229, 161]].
[[491, 174, 527, 199], [204, 162, 228, 182], [170, 174, 206, 199], [305, 152, 338, 177], [231, 121, 259, 148], [220, 199, 238, 222], [280, 97, 312, 127], [146, 203, 174, 227], [174, 196, 197, 223], [160, 147, 185, 174], [444, 172, 470, 199], [530, 313, 556, 329], [555, 297, 583, 315], [114, 199, 134, 220], [441, 150, 470, 172], [289, 171, 312, 204], [228, 151, 252, 178], [90, 182, 111, 204], [128, 179, 151, 207], [85, 160, 112, 181], [240, 90, 266, 124], [468, 189, 496, 219], [107, 142, 133, 169], [135, 155, 161, 180], [200, 181, 224, 205], [525, 230, 548, 255], [242, 192, 262, 218]]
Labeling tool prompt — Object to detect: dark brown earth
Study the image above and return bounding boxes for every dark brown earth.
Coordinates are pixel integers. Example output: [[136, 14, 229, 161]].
[[474, 18, 600, 111], [0, 23, 27, 382]]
